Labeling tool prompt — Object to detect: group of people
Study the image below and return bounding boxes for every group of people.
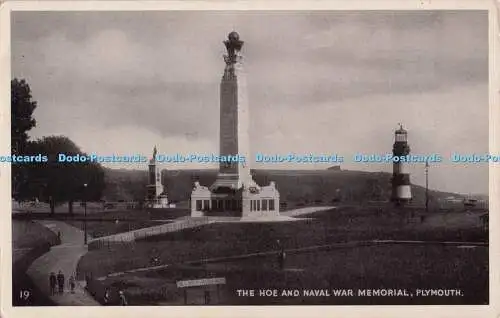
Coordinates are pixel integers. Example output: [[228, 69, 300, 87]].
[[50, 272, 128, 305], [46, 242, 285, 304], [49, 271, 76, 295], [103, 288, 128, 306]]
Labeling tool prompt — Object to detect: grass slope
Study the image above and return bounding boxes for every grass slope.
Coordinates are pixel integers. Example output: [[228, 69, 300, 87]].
[[77, 206, 487, 280], [78, 205, 488, 305], [12, 220, 59, 306]]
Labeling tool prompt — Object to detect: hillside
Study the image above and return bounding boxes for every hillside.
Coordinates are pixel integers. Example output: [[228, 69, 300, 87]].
[[101, 168, 462, 205]]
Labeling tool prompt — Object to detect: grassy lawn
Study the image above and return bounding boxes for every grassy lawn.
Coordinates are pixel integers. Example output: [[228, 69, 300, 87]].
[[92, 244, 488, 305], [12, 220, 59, 306], [85, 208, 189, 220], [12, 207, 190, 221], [13, 208, 190, 238], [77, 206, 487, 280], [12, 219, 59, 250]]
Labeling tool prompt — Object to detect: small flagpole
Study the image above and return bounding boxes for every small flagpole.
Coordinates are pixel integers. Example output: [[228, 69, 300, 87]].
[[425, 161, 429, 213]]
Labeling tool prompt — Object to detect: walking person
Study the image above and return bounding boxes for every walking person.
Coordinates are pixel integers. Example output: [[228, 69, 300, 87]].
[[56, 270, 65, 294], [118, 290, 128, 306], [85, 274, 91, 289], [49, 272, 57, 295], [103, 288, 110, 306], [276, 239, 286, 269], [68, 275, 76, 294], [204, 290, 211, 305], [278, 248, 286, 270]]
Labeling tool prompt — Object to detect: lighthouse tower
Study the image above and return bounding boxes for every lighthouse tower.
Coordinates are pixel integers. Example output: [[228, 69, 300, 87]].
[[391, 124, 412, 205]]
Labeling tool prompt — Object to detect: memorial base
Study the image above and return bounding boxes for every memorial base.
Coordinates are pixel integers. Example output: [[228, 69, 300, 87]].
[[190, 181, 280, 218]]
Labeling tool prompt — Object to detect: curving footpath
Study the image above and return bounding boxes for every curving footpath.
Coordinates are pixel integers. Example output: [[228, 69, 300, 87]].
[[280, 206, 335, 217], [20, 206, 336, 305], [25, 220, 99, 306]]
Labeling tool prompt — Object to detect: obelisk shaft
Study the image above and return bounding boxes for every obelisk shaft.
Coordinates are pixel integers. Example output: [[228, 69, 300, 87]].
[[211, 32, 251, 191], [235, 61, 251, 185], [191, 31, 280, 218], [219, 69, 239, 174]]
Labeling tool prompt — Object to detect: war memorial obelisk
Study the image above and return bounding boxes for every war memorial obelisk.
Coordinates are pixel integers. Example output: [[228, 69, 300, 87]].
[[190, 31, 280, 218]]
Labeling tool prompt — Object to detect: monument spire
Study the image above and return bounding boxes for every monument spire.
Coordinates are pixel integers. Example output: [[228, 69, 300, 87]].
[[190, 31, 280, 218], [223, 31, 244, 63], [210, 30, 252, 191], [145, 145, 169, 208]]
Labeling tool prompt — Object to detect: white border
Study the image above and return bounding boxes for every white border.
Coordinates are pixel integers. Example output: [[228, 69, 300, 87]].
[[1, 1, 499, 318]]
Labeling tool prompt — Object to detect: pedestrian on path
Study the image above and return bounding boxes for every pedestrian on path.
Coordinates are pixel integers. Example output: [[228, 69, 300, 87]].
[[85, 274, 90, 289], [119, 290, 128, 306], [278, 248, 286, 270], [57, 270, 65, 294], [103, 288, 110, 306], [276, 239, 286, 269], [204, 290, 211, 304], [49, 272, 57, 295], [68, 276, 76, 294]]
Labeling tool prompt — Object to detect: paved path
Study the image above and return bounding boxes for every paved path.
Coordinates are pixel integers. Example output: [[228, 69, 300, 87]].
[[281, 206, 335, 217], [26, 220, 99, 305]]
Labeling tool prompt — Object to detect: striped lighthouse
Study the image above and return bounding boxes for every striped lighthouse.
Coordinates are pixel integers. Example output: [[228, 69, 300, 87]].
[[391, 124, 412, 205]]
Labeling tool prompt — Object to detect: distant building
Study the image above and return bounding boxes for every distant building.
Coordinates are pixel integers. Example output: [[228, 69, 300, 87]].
[[463, 198, 478, 207], [463, 196, 488, 209], [327, 165, 341, 171]]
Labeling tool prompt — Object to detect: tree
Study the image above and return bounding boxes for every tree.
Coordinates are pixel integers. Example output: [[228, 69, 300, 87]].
[[129, 177, 148, 203], [11, 78, 37, 200], [20, 136, 106, 214], [11, 79, 37, 154]]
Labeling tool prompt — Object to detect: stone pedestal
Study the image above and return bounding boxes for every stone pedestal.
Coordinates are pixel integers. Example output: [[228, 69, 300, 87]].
[[147, 195, 169, 209], [190, 181, 280, 218]]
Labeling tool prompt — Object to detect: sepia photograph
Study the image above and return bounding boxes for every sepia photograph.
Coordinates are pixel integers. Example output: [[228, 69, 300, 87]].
[[4, 5, 494, 312]]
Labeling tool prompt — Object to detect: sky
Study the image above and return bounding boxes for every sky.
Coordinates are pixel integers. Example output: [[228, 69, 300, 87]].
[[11, 10, 489, 195]]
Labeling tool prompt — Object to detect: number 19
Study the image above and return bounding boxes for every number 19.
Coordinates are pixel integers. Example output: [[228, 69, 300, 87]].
[[20, 290, 31, 300]]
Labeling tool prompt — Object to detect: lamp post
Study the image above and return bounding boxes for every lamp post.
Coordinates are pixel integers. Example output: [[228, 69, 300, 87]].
[[425, 161, 429, 213], [83, 183, 88, 245]]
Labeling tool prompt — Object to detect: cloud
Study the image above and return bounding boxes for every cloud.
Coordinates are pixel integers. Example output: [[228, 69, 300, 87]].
[[251, 83, 488, 194], [10, 10, 489, 194]]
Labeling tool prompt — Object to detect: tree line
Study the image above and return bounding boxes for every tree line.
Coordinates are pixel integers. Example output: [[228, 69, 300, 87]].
[[11, 78, 105, 214]]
